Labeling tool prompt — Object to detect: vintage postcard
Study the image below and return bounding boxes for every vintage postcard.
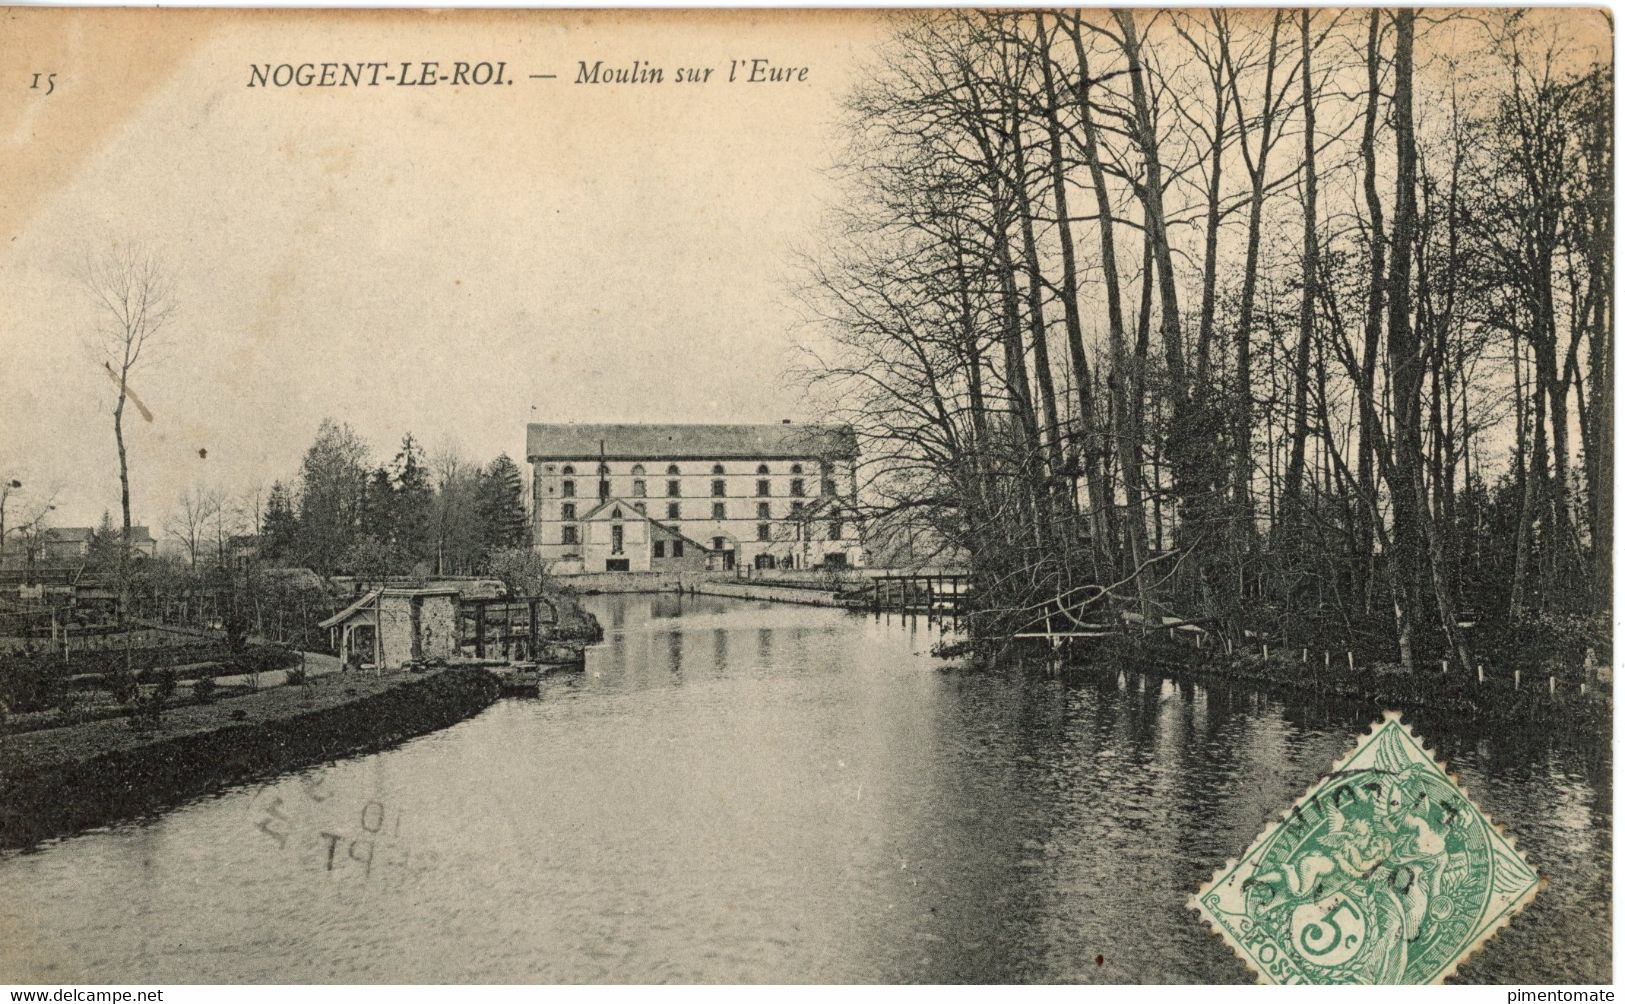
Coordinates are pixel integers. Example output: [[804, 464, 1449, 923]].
[[0, 5, 1611, 988]]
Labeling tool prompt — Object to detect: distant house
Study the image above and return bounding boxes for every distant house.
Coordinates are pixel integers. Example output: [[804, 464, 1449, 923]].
[[227, 533, 262, 559], [40, 527, 92, 562], [318, 587, 460, 671], [553, 498, 711, 574], [130, 527, 157, 557], [41, 525, 156, 562]]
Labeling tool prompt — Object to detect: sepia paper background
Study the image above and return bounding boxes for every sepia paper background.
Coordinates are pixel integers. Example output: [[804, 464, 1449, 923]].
[[0, 7, 901, 526]]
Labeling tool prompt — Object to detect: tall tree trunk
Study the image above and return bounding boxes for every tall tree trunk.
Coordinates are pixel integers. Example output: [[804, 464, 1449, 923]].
[[1193, 19, 1228, 391], [992, 203, 1048, 551], [1585, 248, 1612, 607], [1385, 10, 1424, 671], [1037, 14, 1117, 579], [1386, 13, 1472, 672], [1510, 333, 1538, 616], [1115, 11, 1187, 402], [1226, 11, 1283, 559], [1118, 9, 1202, 616], [1010, 118, 1069, 502], [1355, 10, 1386, 618], [954, 244, 994, 504], [1537, 322, 1574, 586], [115, 375, 134, 675], [1283, 9, 1317, 530], [1064, 13, 1151, 619]]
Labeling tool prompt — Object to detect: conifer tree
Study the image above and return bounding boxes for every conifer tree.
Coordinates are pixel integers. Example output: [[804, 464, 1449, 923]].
[[478, 454, 530, 563]]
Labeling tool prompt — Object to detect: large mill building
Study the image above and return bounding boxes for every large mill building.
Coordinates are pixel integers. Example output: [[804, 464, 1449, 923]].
[[526, 422, 863, 574]]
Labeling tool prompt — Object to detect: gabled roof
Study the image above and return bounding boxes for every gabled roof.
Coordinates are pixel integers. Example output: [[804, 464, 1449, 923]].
[[577, 497, 638, 521], [318, 586, 460, 628], [527, 422, 856, 462], [646, 518, 711, 553], [577, 497, 712, 552]]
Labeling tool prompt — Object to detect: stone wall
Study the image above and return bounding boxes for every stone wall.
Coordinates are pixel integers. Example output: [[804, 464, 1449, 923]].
[[419, 595, 459, 660], [692, 580, 851, 608], [563, 570, 729, 594]]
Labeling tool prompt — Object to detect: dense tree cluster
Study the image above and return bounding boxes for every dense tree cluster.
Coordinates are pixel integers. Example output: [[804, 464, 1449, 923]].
[[259, 418, 531, 578], [800, 9, 1610, 670], [52, 422, 533, 648]]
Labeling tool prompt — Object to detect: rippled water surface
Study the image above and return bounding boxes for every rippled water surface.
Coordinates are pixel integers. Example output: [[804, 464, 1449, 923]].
[[0, 595, 1609, 983]]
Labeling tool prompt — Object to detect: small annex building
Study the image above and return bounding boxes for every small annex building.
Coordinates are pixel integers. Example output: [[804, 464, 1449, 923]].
[[558, 498, 711, 574], [318, 586, 460, 671]]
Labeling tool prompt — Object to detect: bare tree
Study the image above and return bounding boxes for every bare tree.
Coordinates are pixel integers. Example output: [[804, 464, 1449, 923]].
[[84, 241, 177, 633], [207, 486, 239, 563], [0, 480, 58, 572], [166, 485, 217, 569], [238, 481, 267, 536], [801, 8, 1608, 671]]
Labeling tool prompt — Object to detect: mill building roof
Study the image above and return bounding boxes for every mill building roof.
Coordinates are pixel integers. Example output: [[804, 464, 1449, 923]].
[[526, 423, 856, 463]]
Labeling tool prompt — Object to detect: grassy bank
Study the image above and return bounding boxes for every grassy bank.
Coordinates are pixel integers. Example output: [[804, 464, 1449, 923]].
[[0, 640, 300, 715], [0, 666, 500, 849], [1050, 634, 1609, 726]]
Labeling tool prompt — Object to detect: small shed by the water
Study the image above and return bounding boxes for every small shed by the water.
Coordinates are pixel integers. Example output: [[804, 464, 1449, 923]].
[[318, 587, 460, 671]]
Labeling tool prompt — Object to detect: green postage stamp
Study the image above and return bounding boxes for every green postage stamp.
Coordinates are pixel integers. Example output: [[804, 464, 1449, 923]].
[[1192, 712, 1543, 984]]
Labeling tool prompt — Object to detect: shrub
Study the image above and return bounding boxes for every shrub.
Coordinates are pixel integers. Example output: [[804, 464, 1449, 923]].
[[64, 643, 228, 679], [285, 667, 307, 686], [227, 644, 298, 676], [108, 671, 140, 706], [193, 676, 218, 705], [129, 669, 178, 731], [551, 596, 605, 643], [2, 642, 297, 712], [0, 648, 63, 714], [54, 690, 91, 727]]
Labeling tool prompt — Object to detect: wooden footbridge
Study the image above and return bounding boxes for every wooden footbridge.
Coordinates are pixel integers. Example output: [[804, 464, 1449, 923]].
[[853, 571, 972, 629]]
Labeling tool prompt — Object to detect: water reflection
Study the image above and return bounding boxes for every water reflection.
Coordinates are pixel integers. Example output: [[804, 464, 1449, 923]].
[[0, 594, 1607, 983]]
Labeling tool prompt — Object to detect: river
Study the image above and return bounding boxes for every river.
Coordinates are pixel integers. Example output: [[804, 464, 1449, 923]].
[[0, 594, 1609, 983]]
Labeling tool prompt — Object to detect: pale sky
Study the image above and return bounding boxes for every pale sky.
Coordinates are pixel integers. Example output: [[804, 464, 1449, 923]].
[[0, 7, 1607, 532], [0, 9, 891, 526]]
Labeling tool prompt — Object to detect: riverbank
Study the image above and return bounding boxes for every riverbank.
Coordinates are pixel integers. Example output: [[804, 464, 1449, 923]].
[[692, 580, 851, 608], [558, 571, 856, 609], [1042, 633, 1610, 726], [0, 665, 500, 849]]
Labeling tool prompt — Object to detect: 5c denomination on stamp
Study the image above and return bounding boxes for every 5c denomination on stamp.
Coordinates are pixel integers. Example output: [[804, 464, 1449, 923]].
[[1192, 712, 1542, 985]]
